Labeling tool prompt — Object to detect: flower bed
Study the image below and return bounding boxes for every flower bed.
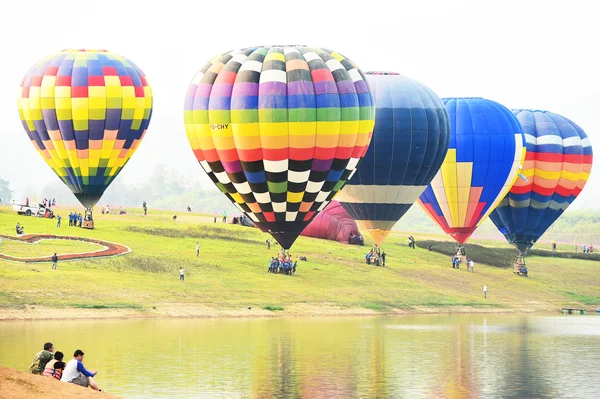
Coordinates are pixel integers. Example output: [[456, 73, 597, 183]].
[[0, 234, 131, 263]]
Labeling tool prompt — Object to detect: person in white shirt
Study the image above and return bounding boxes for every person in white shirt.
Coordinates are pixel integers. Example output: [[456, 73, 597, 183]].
[[483, 284, 487, 299], [61, 349, 101, 391], [196, 242, 200, 258], [179, 267, 185, 281]]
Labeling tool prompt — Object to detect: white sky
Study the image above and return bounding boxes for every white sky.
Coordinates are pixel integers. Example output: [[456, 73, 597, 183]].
[[0, 0, 598, 209]]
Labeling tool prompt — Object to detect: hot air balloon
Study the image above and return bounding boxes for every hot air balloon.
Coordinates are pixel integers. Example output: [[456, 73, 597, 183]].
[[184, 46, 375, 249], [489, 110, 593, 257], [18, 49, 152, 227], [301, 200, 363, 244], [418, 98, 526, 244], [337, 72, 450, 245]]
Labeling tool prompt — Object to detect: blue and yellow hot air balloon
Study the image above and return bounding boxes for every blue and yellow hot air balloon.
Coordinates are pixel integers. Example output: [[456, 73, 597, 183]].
[[18, 49, 153, 214], [418, 98, 526, 244], [337, 72, 450, 245], [489, 110, 593, 255]]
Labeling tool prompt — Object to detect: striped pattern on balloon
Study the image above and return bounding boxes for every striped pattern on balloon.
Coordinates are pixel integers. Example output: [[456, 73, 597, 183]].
[[184, 46, 375, 249], [18, 49, 153, 208], [489, 110, 593, 254], [337, 72, 450, 245]]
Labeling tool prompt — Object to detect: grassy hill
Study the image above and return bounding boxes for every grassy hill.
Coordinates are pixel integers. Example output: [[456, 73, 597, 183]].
[[0, 205, 598, 318]]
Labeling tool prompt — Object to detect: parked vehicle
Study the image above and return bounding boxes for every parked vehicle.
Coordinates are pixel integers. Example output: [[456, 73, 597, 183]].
[[12, 203, 54, 218]]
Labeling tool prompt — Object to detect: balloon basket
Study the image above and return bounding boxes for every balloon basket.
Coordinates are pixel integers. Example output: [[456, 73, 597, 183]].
[[82, 208, 94, 229], [82, 219, 94, 229]]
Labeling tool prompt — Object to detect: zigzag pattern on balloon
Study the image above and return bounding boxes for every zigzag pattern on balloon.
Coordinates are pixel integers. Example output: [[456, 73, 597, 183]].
[[418, 98, 526, 244], [184, 46, 375, 249], [18, 49, 153, 207]]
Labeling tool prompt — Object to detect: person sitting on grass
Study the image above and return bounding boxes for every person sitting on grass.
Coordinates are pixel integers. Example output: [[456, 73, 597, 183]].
[[365, 251, 372, 264], [61, 349, 101, 391], [519, 265, 528, 277], [42, 351, 65, 381], [16, 222, 24, 235]]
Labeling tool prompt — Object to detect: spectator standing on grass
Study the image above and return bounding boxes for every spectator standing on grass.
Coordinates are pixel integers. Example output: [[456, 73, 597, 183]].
[[213, 211, 217, 223], [266, 238, 271, 250], [483, 284, 487, 299], [143, 201, 147, 215], [222, 210, 227, 223], [56, 215, 61, 228], [51, 253, 58, 270], [30, 342, 54, 374], [179, 267, 185, 281], [196, 242, 200, 257]]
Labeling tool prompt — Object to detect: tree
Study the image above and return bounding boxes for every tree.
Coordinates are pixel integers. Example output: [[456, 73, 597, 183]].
[[0, 176, 12, 204]]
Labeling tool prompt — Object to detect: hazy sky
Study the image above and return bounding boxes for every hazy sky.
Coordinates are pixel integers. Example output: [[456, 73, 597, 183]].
[[1, 0, 598, 209]]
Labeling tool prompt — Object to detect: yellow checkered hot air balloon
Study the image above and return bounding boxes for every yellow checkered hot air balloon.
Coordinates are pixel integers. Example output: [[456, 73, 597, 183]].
[[18, 49, 152, 223]]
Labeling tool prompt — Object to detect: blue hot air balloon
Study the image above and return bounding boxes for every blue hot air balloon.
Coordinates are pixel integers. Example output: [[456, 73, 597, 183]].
[[337, 72, 450, 245], [489, 109, 593, 255], [418, 98, 526, 244]]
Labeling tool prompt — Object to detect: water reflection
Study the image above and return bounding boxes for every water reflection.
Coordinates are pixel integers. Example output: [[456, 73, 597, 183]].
[[1, 315, 599, 398]]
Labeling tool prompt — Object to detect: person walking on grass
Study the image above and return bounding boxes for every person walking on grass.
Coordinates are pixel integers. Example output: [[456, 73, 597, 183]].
[[266, 238, 271, 250], [51, 253, 58, 270], [213, 211, 217, 223], [179, 267, 185, 281], [30, 342, 54, 374], [143, 201, 147, 216], [483, 284, 487, 299], [56, 215, 61, 228], [62, 349, 101, 391], [196, 242, 200, 257], [222, 210, 227, 223]]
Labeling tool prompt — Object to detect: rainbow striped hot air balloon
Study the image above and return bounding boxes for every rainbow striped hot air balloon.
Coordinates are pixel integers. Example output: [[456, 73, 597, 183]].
[[490, 110, 593, 254], [337, 72, 450, 246], [184, 46, 375, 249], [18, 49, 153, 209], [418, 97, 526, 244]]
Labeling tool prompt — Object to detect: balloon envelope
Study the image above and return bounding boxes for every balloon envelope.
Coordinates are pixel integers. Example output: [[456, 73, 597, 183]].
[[489, 110, 593, 253], [184, 46, 375, 249], [418, 98, 526, 244], [301, 200, 363, 244], [337, 72, 450, 245], [18, 49, 153, 208]]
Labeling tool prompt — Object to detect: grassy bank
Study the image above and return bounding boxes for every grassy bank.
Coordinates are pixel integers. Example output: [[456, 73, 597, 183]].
[[0, 205, 598, 319]]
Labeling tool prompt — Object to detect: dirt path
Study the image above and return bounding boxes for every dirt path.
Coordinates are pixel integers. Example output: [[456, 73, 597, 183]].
[[0, 366, 119, 399], [0, 303, 552, 322]]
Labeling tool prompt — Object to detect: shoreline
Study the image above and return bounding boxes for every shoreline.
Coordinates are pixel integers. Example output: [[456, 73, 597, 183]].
[[0, 366, 118, 399], [0, 303, 583, 322]]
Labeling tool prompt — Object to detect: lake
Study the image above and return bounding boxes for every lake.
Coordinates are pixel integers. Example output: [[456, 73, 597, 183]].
[[1, 315, 599, 398]]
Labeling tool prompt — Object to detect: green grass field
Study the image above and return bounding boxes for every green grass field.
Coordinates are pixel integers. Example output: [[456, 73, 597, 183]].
[[0, 205, 598, 314]]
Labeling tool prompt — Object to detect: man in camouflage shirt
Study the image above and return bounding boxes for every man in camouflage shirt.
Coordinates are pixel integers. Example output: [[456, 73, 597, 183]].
[[30, 342, 54, 374]]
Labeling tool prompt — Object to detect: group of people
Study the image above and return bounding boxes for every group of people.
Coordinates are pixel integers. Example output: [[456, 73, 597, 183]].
[[365, 244, 386, 266], [268, 250, 299, 275], [451, 255, 475, 272], [575, 244, 594, 253], [213, 211, 227, 223], [41, 198, 56, 208], [30, 342, 101, 391], [68, 212, 83, 227]]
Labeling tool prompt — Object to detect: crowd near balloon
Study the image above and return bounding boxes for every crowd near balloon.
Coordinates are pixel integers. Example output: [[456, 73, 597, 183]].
[[14, 45, 594, 271]]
